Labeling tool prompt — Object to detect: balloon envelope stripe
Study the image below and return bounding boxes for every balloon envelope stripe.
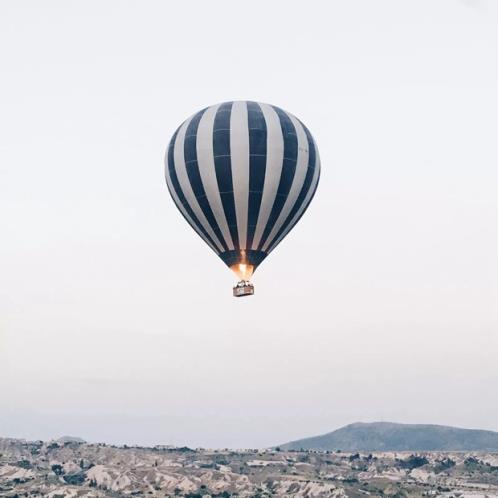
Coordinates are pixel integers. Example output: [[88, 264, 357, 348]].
[[264, 121, 318, 254], [166, 128, 220, 253], [267, 142, 320, 254], [172, 114, 225, 253], [256, 106, 299, 251], [250, 103, 284, 250], [246, 101, 268, 252], [229, 101, 250, 250], [196, 104, 235, 251], [261, 113, 309, 252], [184, 109, 229, 252], [212, 102, 239, 250]]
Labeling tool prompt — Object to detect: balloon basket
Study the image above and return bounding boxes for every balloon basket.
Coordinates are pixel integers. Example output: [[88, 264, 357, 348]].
[[233, 281, 254, 298]]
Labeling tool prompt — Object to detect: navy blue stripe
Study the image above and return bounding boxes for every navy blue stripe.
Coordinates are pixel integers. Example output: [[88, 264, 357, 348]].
[[246, 101, 267, 250], [256, 106, 299, 251], [269, 161, 320, 254], [212, 102, 239, 250], [184, 109, 229, 252], [167, 126, 220, 253], [265, 123, 318, 253]]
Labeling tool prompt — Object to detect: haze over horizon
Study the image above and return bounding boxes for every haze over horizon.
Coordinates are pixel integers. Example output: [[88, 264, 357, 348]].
[[6, 421, 498, 450], [1, 0, 497, 449]]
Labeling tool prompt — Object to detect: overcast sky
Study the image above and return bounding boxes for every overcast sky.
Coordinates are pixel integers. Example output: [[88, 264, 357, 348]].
[[1, 0, 497, 449]]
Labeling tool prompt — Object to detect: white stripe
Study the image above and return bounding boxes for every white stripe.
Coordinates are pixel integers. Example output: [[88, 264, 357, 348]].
[[229, 101, 250, 250], [173, 117, 224, 253], [267, 147, 320, 254], [251, 103, 284, 250], [261, 113, 309, 252], [196, 104, 234, 250], [165, 152, 219, 254]]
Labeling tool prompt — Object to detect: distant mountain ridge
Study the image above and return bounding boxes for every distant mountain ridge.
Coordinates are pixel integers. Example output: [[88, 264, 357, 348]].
[[55, 436, 86, 444], [278, 422, 498, 452]]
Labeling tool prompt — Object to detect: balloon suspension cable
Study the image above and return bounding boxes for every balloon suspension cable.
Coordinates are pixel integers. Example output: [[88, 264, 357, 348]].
[[233, 280, 254, 298]]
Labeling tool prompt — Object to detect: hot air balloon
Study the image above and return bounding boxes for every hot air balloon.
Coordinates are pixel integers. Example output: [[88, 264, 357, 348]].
[[165, 101, 320, 297]]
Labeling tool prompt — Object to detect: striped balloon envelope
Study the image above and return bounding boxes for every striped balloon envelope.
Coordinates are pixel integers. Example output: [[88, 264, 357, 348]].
[[165, 101, 320, 296]]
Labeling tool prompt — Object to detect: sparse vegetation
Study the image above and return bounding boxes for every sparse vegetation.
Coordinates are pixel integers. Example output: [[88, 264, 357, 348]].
[[1, 437, 498, 497]]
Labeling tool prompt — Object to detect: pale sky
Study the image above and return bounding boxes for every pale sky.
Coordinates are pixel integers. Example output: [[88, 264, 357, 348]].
[[1, 0, 497, 449]]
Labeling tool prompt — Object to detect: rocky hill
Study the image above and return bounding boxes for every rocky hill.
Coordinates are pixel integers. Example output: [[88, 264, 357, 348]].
[[2, 436, 498, 497], [279, 422, 498, 452]]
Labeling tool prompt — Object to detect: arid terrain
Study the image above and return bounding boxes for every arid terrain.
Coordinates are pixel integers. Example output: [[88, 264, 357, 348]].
[[2, 437, 498, 497]]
